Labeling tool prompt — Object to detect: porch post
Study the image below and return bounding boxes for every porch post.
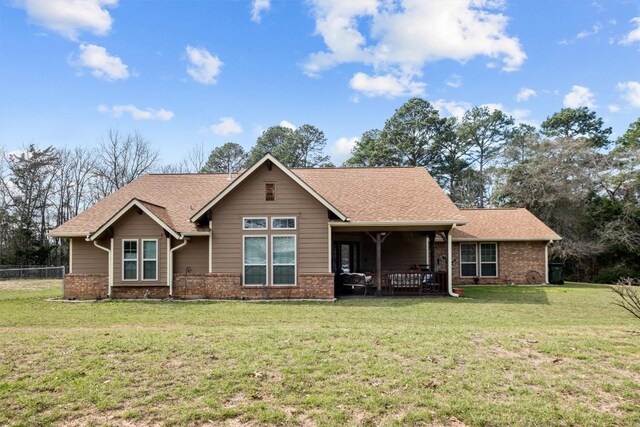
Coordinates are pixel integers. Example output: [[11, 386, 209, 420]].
[[376, 234, 382, 295], [428, 231, 436, 270], [447, 226, 459, 297], [367, 232, 390, 296]]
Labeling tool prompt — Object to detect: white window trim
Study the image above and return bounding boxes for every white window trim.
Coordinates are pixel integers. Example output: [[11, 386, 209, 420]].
[[271, 216, 297, 230], [479, 242, 498, 278], [243, 235, 268, 287], [122, 239, 138, 281], [242, 216, 268, 230], [459, 243, 478, 278], [141, 239, 159, 281], [271, 234, 297, 287]]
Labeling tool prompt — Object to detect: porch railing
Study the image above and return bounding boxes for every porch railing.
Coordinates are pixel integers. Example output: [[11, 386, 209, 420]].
[[381, 271, 447, 296]]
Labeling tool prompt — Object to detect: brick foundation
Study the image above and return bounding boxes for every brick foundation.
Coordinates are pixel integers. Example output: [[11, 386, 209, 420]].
[[64, 274, 109, 300], [435, 241, 547, 285], [111, 286, 170, 299], [173, 272, 335, 299]]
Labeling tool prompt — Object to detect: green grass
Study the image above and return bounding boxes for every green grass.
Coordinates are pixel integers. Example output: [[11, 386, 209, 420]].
[[1, 281, 639, 426]]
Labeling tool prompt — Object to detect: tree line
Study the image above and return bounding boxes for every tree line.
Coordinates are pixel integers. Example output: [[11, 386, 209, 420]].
[[1, 99, 638, 282]]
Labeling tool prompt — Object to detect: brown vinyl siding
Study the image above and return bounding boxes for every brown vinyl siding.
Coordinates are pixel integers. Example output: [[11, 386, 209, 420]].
[[173, 236, 209, 274], [357, 232, 427, 272], [112, 209, 167, 286], [71, 238, 108, 274], [210, 163, 329, 275]]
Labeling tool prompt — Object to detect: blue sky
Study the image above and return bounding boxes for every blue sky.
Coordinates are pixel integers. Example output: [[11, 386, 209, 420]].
[[1, 0, 639, 166]]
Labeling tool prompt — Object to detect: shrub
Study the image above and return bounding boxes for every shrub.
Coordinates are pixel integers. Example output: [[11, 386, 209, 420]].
[[611, 277, 640, 320]]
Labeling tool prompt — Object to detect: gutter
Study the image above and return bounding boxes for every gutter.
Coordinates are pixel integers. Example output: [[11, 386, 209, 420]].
[[329, 220, 468, 227], [447, 224, 460, 298], [92, 239, 113, 298], [169, 238, 189, 297]]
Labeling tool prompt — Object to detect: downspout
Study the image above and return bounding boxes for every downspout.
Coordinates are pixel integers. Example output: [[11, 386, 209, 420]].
[[447, 224, 459, 298], [169, 238, 189, 297], [93, 239, 112, 298], [69, 238, 73, 274], [545, 240, 552, 284], [208, 220, 213, 273]]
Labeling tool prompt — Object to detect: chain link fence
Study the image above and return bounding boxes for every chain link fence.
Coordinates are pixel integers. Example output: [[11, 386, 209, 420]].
[[0, 266, 66, 280]]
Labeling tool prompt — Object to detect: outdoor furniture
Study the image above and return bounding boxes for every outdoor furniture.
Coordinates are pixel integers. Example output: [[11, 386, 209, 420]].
[[382, 270, 444, 295], [340, 273, 375, 296]]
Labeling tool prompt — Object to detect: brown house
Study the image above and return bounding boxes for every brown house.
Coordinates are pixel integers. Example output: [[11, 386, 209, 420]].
[[50, 154, 560, 300]]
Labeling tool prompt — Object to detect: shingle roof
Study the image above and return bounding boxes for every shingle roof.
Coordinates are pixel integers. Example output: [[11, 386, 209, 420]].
[[50, 174, 236, 237], [50, 163, 559, 242], [293, 167, 466, 223], [451, 208, 561, 241]]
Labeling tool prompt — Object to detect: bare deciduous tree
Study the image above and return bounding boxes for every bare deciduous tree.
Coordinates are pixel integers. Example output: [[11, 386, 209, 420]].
[[93, 129, 159, 198], [611, 277, 640, 320]]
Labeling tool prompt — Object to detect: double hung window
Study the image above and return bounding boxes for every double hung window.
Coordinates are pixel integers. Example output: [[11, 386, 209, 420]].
[[460, 243, 498, 277], [123, 240, 138, 280], [244, 236, 267, 285], [272, 236, 296, 285], [142, 240, 158, 280]]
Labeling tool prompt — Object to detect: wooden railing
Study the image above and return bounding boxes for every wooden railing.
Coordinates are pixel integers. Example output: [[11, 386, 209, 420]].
[[381, 271, 447, 296]]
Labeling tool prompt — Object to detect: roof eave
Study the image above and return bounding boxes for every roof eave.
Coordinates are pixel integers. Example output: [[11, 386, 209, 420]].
[[88, 198, 181, 241], [330, 220, 467, 227], [48, 231, 90, 238], [452, 237, 562, 242]]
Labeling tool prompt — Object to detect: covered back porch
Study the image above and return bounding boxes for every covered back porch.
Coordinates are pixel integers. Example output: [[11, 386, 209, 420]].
[[330, 224, 456, 297]]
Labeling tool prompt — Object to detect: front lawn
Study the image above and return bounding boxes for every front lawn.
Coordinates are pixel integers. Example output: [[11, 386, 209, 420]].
[[0, 282, 638, 426]]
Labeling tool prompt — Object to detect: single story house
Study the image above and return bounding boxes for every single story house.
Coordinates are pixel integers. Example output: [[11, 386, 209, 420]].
[[50, 154, 560, 300]]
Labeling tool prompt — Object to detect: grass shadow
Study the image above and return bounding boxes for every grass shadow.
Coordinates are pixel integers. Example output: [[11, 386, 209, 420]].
[[460, 285, 551, 305]]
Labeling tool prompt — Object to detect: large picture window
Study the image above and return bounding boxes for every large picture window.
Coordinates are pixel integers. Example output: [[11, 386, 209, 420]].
[[123, 240, 138, 280], [272, 236, 296, 285], [142, 239, 158, 280], [244, 236, 267, 285], [460, 243, 477, 277]]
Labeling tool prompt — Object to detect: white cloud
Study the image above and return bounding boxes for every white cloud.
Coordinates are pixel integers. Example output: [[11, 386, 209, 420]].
[[433, 99, 471, 120], [251, 0, 270, 23], [209, 117, 243, 135], [608, 104, 620, 113], [185, 45, 223, 85], [70, 43, 129, 81], [445, 74, 462, 88], [480, 102, 534, 125], [330, 136, 358, 162], [620, 17, 640, 45], [97, 104, 174, 121], [563, 85, 595, 108], [616, 81, 640, 108], [304, 0, 525, 97], [279, 120, 296, 130], [576, 23, 602, 40], [516, 87, 537, 102], [349, 72, 425, 98], [15, 0, 117, 40]]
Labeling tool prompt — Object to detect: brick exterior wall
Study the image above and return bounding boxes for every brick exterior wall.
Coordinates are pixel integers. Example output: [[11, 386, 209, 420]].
[[435, 241, 547, 285], [64, 274, 108, 299], [111, 286, 170, 299], [64, 273, 334, 300], [173, 273, 335, 299]]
